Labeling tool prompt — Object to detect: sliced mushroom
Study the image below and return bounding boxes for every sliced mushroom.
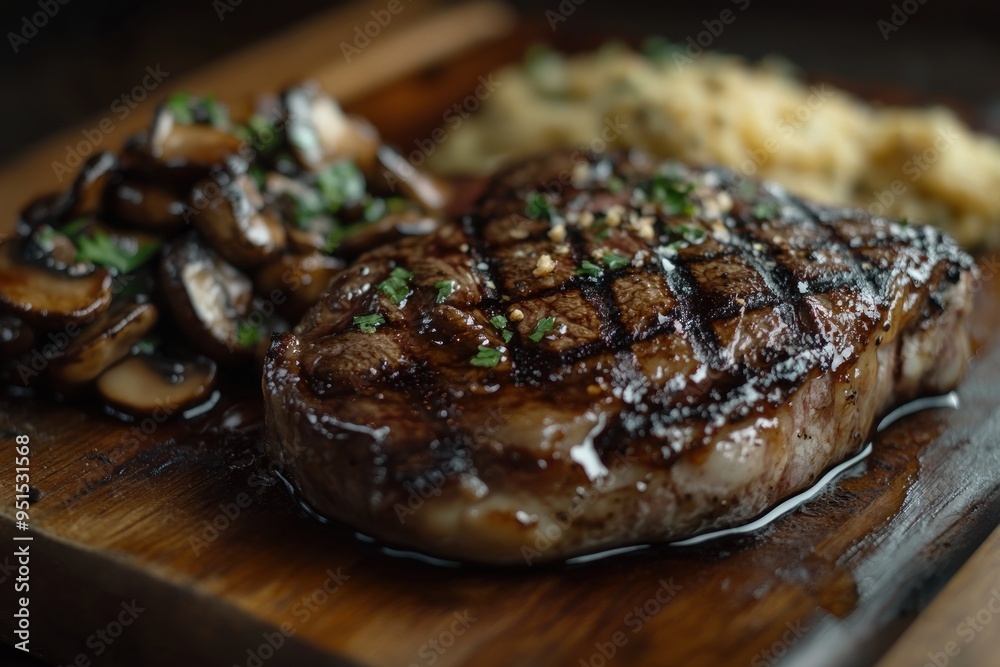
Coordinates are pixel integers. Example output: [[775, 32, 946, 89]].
[[48, 299, 158, 388], [62, 152, 119, 220], [370, 145, 449, 213], [285, 222, 334, 254], [254, 252, 343, 322], [159, 233, 255, 365], [283, 84, 379, 172], [0, 316, 34, 359], [190, 174, 286, 269], [347, 117, 381, 173], [21, 153, 119, 230], [25, 218, 164, 277], [263, 172, 335, 252], [334, 211, 440, 259], [22, 224, 79, 269], [147, 104, 245, 167], [0, 237, 112, 327], [96, 353, 217, 416], [16, 193, 65, 237], [108, 177, 189, 233], [121, 143, 235, 190], [87, 219, 164, 249]]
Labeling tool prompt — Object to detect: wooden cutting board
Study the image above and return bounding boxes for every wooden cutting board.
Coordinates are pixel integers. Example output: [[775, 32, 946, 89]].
[[3, 3, 1000, 666]]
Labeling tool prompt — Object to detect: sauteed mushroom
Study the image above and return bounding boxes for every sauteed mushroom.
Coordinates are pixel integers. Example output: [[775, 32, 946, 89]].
[[21, 224, 78, 269], [334, 211, 439, 259], [159, 233, 255, 365], [371, 145, 448, 212], [62, 152, 119, 219], [48, 299, 158, 387], [254, 252, 343, 322], [263, 172, 334, 253], [108, 178, 188, 233], [147, 103, 244, 167], [97, 353, 217, 416], [190, 173, 286, 269], [14, 153, 118, 237], [284, 84, 379, 172], [1, 81, 451, 415], [0, 236, 112, 327]]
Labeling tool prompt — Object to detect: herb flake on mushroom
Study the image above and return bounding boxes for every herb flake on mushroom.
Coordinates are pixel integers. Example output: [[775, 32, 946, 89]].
[[0, 236, 113, 327]]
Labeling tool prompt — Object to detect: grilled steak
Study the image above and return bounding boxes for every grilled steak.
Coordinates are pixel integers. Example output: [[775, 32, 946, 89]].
[[263, 151, 975, 565]]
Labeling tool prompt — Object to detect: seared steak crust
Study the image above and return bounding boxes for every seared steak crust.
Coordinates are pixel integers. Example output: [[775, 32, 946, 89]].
[[264, 151, 975, 565]]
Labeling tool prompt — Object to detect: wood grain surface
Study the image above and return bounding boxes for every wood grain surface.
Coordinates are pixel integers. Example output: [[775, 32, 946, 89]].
[[878, 524, 1000, 667], [2, 2, 1000, 666]]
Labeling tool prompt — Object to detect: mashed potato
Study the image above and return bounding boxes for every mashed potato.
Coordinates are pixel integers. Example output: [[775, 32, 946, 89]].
[[429, 44, 1000, 247]]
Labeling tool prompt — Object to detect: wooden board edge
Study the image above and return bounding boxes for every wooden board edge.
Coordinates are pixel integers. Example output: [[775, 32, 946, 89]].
[[0, 515, 358, 667]]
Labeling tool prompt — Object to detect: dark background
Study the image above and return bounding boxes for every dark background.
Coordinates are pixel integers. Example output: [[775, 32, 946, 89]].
[[1, 0, 999, 164], [0, 0, 998, 665]]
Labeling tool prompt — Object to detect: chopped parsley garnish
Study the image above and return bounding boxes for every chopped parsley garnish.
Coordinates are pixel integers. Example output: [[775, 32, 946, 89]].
[[316, 161, 366, 214], [165, 92, 228, 128], [287, 123, 320, 158], [751, 199, 781, 220], [489, 314, 513, 342], [435, 280, 456, 303], [236, 321, 261, 347], [362, 196, 387, 222], [592, 217, 611, 241], [201, 95, 228, 128], [75, 231, 161, 273], [166, 92, 194, 124], [353, 313, 385, 333], [293, 191, 325, 229], [132, 337, 159, 356], [607, 176, 625, 194], [576, 260, 603, 278], [655, 180, 696, 216], [248, 164, 266, 189], [528, 316, 555, 342], [736, 180, 757, 200], [386, 196, 411, 213], [644, 174, 696, 216], [674, 224, 707, 244], [525, 191, 553, 219], [237, 113, 282, 155], [377, 266, 414, 305], [470, 345, 502, 367], [642, 36, 684, 64], [322, 221, 369, 254], [489, 314, 514, 342], [35, 226, 59, 251], [601, 253, 631, 271], [898, 217, 910, 227], [60, 217, 90, 238]]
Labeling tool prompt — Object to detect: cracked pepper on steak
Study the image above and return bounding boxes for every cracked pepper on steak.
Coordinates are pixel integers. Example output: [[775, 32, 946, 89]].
[[263, 150, 975, 565]]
